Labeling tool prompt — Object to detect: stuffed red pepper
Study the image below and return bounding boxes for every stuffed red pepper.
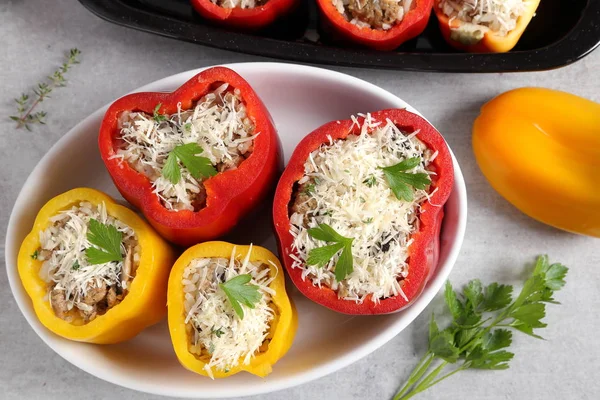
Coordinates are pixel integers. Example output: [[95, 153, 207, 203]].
[[316, 0, 433, 51], [191, 0, 300, 30], [99, 67, 279, 246], [273, 110, 453, 314]]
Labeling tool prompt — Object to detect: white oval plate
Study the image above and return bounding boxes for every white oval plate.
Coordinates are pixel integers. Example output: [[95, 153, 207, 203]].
[[5, 63, 467, 398]]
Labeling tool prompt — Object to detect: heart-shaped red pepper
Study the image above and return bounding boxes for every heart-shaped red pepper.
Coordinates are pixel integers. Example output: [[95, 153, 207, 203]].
[[99, 67, 280, 246]]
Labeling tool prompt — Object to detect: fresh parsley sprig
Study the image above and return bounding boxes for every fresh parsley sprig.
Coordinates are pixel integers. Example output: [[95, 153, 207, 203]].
[[219, 274, 261, 319], [306, 223, 354, 282], [85, 218, 123, 265], [162, 143, 217, 184], [392, 255, 568, 400], [380, 157, 431, 202], [10, 48, 81, 131], [153, 103, 168, 123]]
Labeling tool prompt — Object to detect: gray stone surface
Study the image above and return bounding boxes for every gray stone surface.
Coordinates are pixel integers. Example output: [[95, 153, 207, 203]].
[[1, 0, 599, 399]]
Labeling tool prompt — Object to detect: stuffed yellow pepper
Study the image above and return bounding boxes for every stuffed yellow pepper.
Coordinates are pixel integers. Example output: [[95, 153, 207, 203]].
[[168, 242, 297, 378], [433, 0, 540, 53], [18, 188, 175, 344]]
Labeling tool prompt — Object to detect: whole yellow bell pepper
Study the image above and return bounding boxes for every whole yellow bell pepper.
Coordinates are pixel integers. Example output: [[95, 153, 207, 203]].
[[18, 188, 176, 344], [168, 242, 297, 378], [473, 88, 600, 237]]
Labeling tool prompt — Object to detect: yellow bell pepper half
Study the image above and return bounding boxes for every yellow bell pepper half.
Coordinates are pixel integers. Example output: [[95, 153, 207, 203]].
[[473, 88, 600, 237], [168, 242, 297, 378], [18, 188, 176, 344]]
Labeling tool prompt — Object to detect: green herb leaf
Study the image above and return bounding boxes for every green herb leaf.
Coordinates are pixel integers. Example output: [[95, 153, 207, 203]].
[[72, 260, 81, 270], [153, 103, 167, 123], [162, 151, 181, 184], [380, 157, 431, 202], [306, 242, 345, 267], [161, 143, 217, 184], [219, 274, 261, 320], [307, 224, 354, 282], [429, 330, 459, 363], [212, 327, 225, 338], [85, 218, 123, 265], [482, 282, 513, 311], [463, 279, 484, 310], [31, 250, 39, 260], [510, 303, 547, 328], [483, 329, 512, 352], [363, 176, 377, 187], [304, 183, 316, 195]]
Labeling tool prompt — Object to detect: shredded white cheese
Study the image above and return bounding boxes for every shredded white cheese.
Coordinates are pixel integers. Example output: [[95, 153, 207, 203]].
[[37, 202, 138, 321], [112, 84, 257, 212], [290, 114, 435, 303], [332, 0, 413, 31], [183, 246, 276, 378], [440, 0, 528, 36]]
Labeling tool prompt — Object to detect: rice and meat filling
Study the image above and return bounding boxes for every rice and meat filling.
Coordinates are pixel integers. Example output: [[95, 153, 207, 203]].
[[115, 83, 257, 212], [289, 115, 435, 302], [440, 0, 527, 36], [36, 202, 139, 323], [183, 251, 275, 378], [332, 0, 414, 31], [212, 0, 269, 8]]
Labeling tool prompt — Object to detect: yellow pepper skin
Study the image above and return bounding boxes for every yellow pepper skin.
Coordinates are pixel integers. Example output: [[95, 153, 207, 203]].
[[18, 188, 176, 344], [434, 0, 540, 53], [473, 88, 600, 237], [168, 242, 297, 378]]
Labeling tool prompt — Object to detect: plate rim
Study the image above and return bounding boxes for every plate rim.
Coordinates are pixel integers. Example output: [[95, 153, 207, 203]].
[[5, 62, 468, 398]]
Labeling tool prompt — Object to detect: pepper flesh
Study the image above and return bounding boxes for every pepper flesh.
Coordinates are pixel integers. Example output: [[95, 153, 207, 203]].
[[273, 109, 454, 314], [316, 0, 434, 51], [473, 88, 600, 237], [98, 67, 280, 246], [191, 0, 300, 30], [17, 188, 176, 344], [167, 242, 297, 378], [433, 0, 540, 53]]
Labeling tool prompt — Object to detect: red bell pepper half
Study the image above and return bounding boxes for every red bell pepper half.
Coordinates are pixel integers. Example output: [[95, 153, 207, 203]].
[[316, 0, 434, 51], [191, 0, 300, 30], [272, 109, 454, 314], [99, 67, 280, 246]]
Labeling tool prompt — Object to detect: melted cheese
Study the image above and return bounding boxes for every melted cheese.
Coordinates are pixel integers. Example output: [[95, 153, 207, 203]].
[[289, 114, 435, 303], [112, 84, 257, 212], [182, 246, 276, 378], [331, 0, 414, 31], [37, 202, 137, 312], [441, 0, 528, 36]]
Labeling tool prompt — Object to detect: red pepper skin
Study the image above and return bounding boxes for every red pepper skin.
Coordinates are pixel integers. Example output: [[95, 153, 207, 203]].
[[316, 0, 434, 51], [191, 0, 300, 30], [99, 67, 280, 247], [273, 110, 454, 314]]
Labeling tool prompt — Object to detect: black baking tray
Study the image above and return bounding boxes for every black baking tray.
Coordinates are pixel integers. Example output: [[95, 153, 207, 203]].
[[79, 0, 600, 72]]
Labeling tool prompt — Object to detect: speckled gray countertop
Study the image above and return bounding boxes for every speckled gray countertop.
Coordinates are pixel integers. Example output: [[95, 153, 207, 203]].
[[1, 1, 599, 399]]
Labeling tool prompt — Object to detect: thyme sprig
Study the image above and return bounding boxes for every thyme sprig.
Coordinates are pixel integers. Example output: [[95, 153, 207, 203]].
[[10, 48, 81, 130]]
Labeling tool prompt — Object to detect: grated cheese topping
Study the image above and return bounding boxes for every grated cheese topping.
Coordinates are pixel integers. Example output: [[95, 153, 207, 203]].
[[183, 246, 276, 378], [289, 114, 436, 303], [440, 0, 528, 36], [332, 0, 414, 31], [212, 0, 268, 8], [112, 84, 257, 212], [37, 202, 138, 322]]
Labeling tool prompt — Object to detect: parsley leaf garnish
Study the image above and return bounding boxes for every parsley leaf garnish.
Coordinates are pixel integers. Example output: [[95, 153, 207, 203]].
[[380, 157, 431, 202], [306, 223, 354, 282], [363, 176, 377, 187], [72, 260, 81, 270], [85, 219, 123, 265], [392, 255, 568, 399], [161, 143, 217, 184], [31, 250, 39, 260], [153, 103, 167, 123], [219, 274, 261, 320]]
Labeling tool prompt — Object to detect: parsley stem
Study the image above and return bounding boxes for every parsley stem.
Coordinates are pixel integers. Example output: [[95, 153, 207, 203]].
[[397, 361, 448, 400], [393, 352, 435, 400]]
